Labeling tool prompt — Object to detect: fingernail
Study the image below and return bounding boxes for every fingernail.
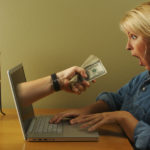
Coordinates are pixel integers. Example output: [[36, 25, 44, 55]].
[[70, 120, 75, 124]]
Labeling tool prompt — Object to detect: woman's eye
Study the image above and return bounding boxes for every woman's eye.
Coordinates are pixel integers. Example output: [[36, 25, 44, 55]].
[[131, 34, 137, 40]]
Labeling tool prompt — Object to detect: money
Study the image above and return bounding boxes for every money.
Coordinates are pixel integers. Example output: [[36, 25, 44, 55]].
[[70, 55, 107, 85]]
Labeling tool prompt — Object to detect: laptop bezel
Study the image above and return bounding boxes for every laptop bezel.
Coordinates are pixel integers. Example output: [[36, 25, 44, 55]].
[[7, 64, 35, 140]]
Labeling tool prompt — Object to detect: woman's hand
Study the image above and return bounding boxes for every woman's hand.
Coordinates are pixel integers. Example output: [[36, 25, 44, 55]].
[[50, 108, 90, 124], [70, 111, 133, 131]]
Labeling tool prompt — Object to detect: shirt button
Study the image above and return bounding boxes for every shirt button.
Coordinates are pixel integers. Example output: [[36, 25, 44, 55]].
[[142, 87, 146, 91]]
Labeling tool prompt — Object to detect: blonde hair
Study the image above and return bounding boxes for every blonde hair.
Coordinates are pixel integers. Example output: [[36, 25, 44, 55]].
[[120, 2, 150, 38]]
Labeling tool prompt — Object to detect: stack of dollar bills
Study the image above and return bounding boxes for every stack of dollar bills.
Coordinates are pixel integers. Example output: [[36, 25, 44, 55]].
[[70, 55, 107, 85]]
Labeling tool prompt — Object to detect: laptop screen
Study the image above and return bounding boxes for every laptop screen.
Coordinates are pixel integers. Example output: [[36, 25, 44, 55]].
[[7, 64, 34, 136]]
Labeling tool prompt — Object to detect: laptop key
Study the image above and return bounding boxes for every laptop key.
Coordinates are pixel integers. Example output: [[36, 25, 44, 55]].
[[38, 118, 46, 133], [52, 124, 57, 132], [47, 124, 53, 132], [35, 117, 43, 133], [43, 117, 50, 133], [28, 118, 36, 133], [57, 123, 63, 134]]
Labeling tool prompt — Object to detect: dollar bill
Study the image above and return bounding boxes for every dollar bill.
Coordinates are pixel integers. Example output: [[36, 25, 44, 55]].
[[70, 55, 107, 85]]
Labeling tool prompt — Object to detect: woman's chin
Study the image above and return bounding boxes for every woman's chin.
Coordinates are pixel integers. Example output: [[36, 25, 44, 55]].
[[139, 61, 144, 66], [145, 65, 150, 71]]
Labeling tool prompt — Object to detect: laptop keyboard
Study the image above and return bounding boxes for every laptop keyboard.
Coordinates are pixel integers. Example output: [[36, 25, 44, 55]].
[[28, 116, 63, 134]]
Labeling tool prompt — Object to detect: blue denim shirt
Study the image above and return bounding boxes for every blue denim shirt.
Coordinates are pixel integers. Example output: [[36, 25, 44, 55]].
[[96, 71, 150, 150]]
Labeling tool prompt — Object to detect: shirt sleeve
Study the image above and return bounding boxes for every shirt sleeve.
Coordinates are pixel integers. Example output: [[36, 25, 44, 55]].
[[96, 72, 147, 111], [134, 121, 150, 150], [96, 91, 123, 110], [96, 80, 134, 111]]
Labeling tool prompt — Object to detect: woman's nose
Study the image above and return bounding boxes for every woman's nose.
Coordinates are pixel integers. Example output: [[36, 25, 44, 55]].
[[126, 40, 132, 50]]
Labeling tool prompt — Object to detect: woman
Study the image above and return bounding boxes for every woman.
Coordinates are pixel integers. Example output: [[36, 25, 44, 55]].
[[50, 2, 150, 150]]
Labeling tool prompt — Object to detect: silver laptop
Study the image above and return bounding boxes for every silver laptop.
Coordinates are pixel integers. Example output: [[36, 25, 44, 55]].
[[7, 64, 99, 142]]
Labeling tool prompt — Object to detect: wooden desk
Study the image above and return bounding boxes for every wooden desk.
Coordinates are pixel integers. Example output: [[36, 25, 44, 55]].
[[0, 109, 133, 150]]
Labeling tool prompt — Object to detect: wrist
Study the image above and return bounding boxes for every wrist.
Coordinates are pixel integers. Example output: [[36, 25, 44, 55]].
[[56, 72, 67, 89], [115, 111, 131, 124], [56, 71, 64, 79], [51, 73, 61, 91]]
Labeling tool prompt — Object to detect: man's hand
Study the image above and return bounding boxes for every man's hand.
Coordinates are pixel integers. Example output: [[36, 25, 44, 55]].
[[57, 66, 90, 94]]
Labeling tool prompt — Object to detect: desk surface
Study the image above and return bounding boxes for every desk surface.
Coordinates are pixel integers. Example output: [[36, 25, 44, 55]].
[[0, 109, 133, 150]]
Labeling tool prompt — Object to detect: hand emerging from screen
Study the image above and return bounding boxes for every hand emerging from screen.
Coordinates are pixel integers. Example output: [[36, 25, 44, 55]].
[[16, 66, 93, 107]]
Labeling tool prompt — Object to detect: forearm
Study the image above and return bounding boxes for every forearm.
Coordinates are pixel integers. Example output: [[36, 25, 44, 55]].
[[116, 111, 139, 142], [17, 76, 55, 106], [81, 100, 111, 114]]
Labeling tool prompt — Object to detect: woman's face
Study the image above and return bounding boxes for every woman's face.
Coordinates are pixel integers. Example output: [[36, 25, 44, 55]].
[[126, 30, 150, 70]]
